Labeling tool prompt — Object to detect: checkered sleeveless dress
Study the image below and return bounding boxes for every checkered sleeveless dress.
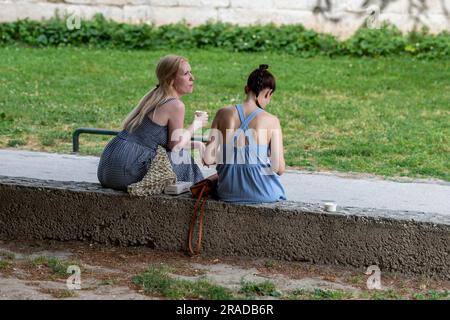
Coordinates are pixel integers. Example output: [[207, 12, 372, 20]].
[[97, 99, 204, 191]]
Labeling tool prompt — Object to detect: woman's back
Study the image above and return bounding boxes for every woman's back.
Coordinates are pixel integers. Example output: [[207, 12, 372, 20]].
[[215, 104, 275, 147], [214, 104, 286, 203]]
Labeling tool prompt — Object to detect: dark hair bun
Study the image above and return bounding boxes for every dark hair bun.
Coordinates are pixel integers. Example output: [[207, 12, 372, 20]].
[[246, 64, 276, 102]]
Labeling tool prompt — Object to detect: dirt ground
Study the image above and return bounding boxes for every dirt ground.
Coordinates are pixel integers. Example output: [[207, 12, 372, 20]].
[[0, 239, 448, 300]]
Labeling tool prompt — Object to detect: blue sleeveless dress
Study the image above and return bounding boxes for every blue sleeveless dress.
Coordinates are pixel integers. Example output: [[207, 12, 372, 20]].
[[97, 99, 204, 191], [215, 104, 287, 203]]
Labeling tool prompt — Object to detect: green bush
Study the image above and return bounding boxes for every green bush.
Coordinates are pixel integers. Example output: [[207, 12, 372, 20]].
[[0, 14, 449, 59], [344, 23, 408, 57], [406, 29, 450, 59]]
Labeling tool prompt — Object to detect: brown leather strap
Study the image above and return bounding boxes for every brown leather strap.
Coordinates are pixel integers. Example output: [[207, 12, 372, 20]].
[[188, 185, 207, 256]]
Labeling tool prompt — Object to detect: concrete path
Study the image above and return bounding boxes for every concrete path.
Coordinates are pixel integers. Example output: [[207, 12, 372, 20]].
[[0, 149, 449, 216]]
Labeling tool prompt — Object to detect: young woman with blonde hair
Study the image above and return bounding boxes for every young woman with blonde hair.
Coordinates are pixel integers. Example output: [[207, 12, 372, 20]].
[[98, 55, 207, 190]]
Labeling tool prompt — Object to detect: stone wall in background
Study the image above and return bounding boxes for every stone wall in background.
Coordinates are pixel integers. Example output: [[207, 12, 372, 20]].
[[0, 0, 449, 38]]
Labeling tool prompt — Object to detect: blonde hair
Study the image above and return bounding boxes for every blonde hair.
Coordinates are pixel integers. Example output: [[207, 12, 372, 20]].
[[122, 54, 187, 132]]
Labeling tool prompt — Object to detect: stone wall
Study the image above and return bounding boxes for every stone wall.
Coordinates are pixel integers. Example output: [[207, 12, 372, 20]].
[[1, 176, 449, 278], [0, 0, 449, 38]]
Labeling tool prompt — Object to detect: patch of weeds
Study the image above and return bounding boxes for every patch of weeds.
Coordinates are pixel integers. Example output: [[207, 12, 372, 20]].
[[0, 250, 15, 260], [7, 138, 27, 147], [32, 256, 80, 278], [239, 280, 281, 298], [412, 290, 449, 300], [133, 266, 233, 300], [348, 274, 365, 286], [40, 288, 78, 299], [40, 131, 69, 147], [40, 136, 56, 146], [290, 288, 353, 300], [264, 260, 276, 268], [38, 130, 68, 147], [100, 279, 117, 286], [0, 260, 12, 271], [368, 289, 404, 300]]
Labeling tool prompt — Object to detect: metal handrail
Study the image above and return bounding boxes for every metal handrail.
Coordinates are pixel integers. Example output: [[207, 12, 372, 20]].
[[72, 127, 207, 153], [72, 128, 119, 152]]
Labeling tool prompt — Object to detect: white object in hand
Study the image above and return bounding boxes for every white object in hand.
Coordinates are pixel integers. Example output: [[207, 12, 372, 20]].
[[324, 202, 337, 212], [193, 111, 208, 131], [195, 110, 208, 116]]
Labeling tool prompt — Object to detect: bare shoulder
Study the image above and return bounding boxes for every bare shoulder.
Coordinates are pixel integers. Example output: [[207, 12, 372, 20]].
[[260, 110, 281, 128], [214, 105, 234, 119], [167, 98, 184, 109], [162, 98, 184, 116]]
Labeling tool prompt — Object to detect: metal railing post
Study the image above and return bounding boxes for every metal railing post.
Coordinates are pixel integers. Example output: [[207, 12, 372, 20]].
[[72, 128, 208, 153], [72, 128, 120, 152]]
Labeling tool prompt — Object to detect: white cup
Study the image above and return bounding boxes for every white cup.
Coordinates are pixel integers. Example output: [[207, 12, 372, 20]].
[[324, 202, 337, 212], [195, 110, 208, 117]]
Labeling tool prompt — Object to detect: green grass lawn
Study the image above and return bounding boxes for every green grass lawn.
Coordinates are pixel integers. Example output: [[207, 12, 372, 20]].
[[0, 46, 449, 180]]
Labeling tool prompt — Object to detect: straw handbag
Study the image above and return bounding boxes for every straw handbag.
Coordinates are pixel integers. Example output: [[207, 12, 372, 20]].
[[127, 145, 177, 196]]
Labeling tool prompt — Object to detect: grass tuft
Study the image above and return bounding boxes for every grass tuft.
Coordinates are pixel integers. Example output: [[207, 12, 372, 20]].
[[239, 280, 281, 298], [133, 266, 233, 300]]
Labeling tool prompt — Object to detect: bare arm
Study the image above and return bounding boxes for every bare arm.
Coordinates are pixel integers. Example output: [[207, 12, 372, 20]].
[[269, 118, 285, 175], [203, 110, 221, 166], [167, 101, 208, 152]]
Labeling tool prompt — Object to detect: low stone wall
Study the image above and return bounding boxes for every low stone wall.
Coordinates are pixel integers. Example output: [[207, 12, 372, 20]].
[[0, 176, 449, 278], [0, 0, 449, 38]]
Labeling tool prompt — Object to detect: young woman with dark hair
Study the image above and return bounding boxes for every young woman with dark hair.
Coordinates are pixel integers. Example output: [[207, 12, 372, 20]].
[[203, 64, 286, 203]]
